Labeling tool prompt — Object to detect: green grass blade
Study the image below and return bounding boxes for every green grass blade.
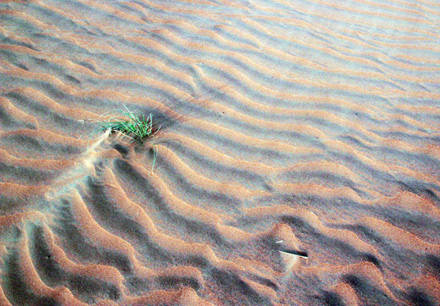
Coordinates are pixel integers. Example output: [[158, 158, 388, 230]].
[[151, 145, 158, 174]]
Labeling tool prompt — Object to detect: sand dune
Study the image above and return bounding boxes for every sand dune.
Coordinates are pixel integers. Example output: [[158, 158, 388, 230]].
[[0, 0, 439, 305]]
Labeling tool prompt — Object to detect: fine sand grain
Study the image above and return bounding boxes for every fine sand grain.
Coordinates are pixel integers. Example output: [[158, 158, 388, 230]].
[[0, 0, 440, 305]]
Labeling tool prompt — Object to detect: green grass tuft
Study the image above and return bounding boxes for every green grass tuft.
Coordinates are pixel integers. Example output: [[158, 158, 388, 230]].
[[101, 105, 160, 173], [101, 106, 160, 142]]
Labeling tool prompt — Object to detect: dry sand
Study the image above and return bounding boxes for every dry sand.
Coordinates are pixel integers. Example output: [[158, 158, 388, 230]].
[[0, 0, 440, 305]]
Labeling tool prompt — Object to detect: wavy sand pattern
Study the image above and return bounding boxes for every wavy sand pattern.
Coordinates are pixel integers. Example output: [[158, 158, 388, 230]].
[[1, 0, 440, 305]]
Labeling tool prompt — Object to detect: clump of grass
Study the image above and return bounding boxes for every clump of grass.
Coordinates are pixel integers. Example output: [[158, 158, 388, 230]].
[[102, 106, 159, 141], [101, 105, 160, 172]]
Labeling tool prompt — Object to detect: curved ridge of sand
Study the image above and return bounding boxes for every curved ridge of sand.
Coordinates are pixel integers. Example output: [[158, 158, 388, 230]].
[[1, 0, 439, 305]]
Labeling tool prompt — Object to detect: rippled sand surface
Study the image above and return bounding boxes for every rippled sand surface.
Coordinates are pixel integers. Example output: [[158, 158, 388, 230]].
[[1, 0, 440, 305]]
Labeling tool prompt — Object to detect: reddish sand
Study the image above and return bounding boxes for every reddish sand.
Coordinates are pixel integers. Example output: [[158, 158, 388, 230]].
[[0, 0, 440, 305]]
